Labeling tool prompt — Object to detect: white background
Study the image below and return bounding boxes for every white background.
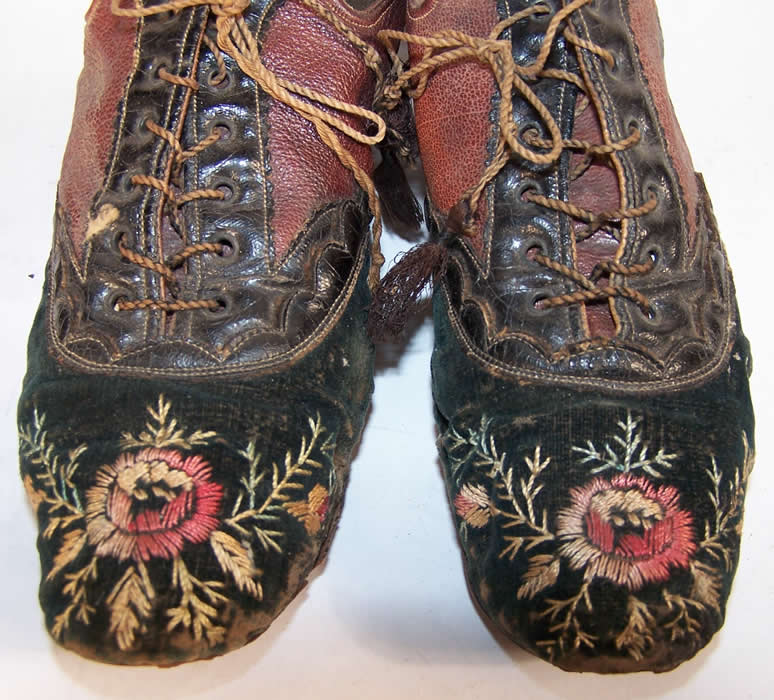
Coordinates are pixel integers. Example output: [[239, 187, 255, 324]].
[[1, 1, 771, 698]]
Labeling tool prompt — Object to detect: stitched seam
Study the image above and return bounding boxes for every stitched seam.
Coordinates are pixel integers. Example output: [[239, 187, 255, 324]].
[[554, 34, 580, 339], [407, 0, 442, 24], [93, 338, 223, 364], [50, 231, 368, 378], [162, 6, 204, 334], [620, 0, 691, 240], [478, 0, 511, 280], [616, 0, 687, 251], [227, 207, 365, 355], [607, 0, 642, 336], [272, 194, 349, 276], [80, 14, 144, 281], [489, 331, 665, 370], [55, 206, 88, 286], [571, 4, 655, 339], [65, 335, 116, 359], [613, 0, 731, 350], [331, 0, 395, 30], [459, 0, 504, 281], [258, 0, 277, 270], [565, 25, 593, 341], [187, 11, 211, 340], [440, 280, 737, 394]]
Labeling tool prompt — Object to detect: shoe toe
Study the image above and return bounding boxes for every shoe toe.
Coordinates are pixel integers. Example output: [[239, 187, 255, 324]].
[[19, 378, 361, 665], [439, 399, 754, 673]]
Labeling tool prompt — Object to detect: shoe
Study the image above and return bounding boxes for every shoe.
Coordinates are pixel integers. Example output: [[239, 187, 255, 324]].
[[18, 0, 401, 666], [380, 0, 755, 673]]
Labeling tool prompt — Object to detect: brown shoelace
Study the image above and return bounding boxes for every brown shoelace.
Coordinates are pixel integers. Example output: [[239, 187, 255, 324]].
[[111, 0, 388, 314], [376, 0, 658, 322]]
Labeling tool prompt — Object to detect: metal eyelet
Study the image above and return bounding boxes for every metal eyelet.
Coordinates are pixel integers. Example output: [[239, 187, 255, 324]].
[[626, 117, 643, 141], [518, 179, 542, 202], [644, 245, 662, 269], [524, 240, 548, 261], [638, 301, 663, 327], [111, 229, 131, 253], [204, 293, 234, 320], [213, 231, 239, 263], [217, 183, 234, 201], [206, 68, 231, 89], [106, 289, 131, 313], [210, 119, 234, 141], [526, 290, 552, 316], [209, 177, 238, 203], [645, 183, 662, 204]]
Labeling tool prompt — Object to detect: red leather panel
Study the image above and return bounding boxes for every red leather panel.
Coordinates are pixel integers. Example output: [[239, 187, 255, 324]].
[[407, 0, 499, 249], [628, 0, 698, 245], [59, 0, 139, 259], [263, 0, 401, 260], [569, 99, 620, 338]]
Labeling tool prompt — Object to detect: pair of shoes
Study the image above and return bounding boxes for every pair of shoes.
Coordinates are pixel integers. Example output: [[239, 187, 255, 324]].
[[18, 0, 754, 673]]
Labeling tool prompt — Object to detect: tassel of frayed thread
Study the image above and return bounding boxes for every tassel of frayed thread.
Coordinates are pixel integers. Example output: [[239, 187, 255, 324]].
[[367, 241, 449, 340], [373, 91, 423, 234], [368, 198, 476, 340]]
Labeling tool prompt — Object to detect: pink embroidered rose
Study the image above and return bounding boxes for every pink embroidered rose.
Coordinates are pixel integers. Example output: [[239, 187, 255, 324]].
[[85, 448, 223, 561], [556, 473, 696, 590]]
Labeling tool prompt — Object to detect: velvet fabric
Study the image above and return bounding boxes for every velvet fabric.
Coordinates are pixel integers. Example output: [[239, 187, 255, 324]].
[[18, 263, 374, 665], [433, 287, 755, 672]]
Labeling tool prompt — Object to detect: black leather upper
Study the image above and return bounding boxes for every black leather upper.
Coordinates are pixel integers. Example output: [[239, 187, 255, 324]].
[[49, 2, 370, 378], [438, 0, 736, 393]]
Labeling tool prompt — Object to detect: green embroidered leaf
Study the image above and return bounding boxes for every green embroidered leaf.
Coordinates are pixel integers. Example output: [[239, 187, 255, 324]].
[[499, 536, 525, 561], [517, 555, 560, 600], [46, 529, 88, 581], [690, 562, 723, 611], [615, 597, 656, 661], [106, 564, 155, 651], [210, 531, 262, 598]]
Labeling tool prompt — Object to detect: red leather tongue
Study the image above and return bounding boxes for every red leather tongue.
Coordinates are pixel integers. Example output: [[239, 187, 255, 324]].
[[568, 98, 621, 338]]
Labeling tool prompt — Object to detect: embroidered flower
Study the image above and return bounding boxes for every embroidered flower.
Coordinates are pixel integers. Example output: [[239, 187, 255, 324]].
[[556, 473, 696, 590], [454, 483, 492, 528], [284, 483, 330, 535], [85, 448, 223, 562]]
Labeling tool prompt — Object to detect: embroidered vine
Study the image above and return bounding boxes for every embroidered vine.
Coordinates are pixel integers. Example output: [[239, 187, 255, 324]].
[[20, 396, 336, 651], [444, 414, 753, 663]]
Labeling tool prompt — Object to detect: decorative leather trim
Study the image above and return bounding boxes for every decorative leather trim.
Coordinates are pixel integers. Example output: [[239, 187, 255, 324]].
[[439, 277, 738, 395], [46, 221, 369, 380]]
